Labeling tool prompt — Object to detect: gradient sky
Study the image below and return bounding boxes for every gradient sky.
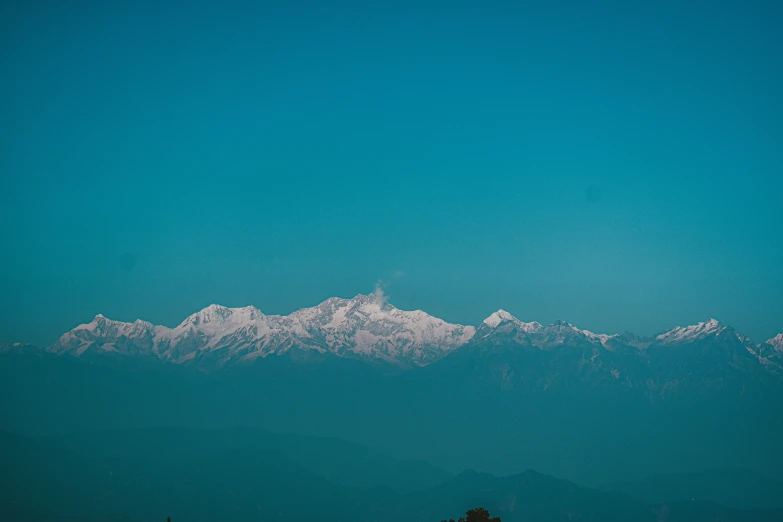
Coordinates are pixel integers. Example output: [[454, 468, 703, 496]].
[[1, 0, 782, 345]]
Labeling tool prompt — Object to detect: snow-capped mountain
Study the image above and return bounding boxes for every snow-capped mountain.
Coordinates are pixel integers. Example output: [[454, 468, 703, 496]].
[[482, 310, 543, 332], [654, 318, 727, 345], [478, 310, 616, 349], [766, 334, 783, 353], [454, 310, 638, 392], [756, 333, 783, 370], [49, 294, 475, 368], [430, 311, 783, 398], [38, 298, 783, 379], [286, 294, 475, 364]]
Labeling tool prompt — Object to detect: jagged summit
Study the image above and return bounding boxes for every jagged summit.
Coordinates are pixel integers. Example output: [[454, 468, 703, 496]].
[[177, 304, 266, 330], [482, 310, 543, 332], [655, 318, 727, 344], [35, 298, 780, 373], [50, 295, 475, 368], [477, 313, 618, 349], [526, 320, 617, 349], [177, 304, 244, 328], [766, 334, 783, 352], [483, 309, 517, 327]]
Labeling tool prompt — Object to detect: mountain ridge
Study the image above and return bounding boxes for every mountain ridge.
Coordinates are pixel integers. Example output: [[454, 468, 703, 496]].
[[28, 295, 783, 371], [3, 428, 781, 522]]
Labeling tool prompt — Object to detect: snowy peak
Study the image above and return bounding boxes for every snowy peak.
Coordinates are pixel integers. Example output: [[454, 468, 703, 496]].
[[477, 314, 616, 349], [289, 294, 475, 365], [39, 301, 781, 372], [50, 313, 157, 357], [176, 304, 263, 329], [50, 295, 475, 368], [482, 310, 543, 332], [68, 313, 154, 337], [766, 334, 783, 353], [290, 294, 385, 326], [529, 320, 615, 349], [483, 310, 517, 328], [705, 318, 722, 329], [544, 320, 616, 344], [655, 318, 726, 345], [161, 304, 286, 362]]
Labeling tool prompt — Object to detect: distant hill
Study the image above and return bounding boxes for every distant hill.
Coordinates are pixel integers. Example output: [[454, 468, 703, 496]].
[[2, 347, 783, 487], [2, 429, 783, 522], [601, 468, 783, 510], [46, 426, 451, 494]]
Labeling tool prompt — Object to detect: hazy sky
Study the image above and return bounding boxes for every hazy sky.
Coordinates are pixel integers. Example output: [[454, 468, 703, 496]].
[[1, 0, 782, 345]]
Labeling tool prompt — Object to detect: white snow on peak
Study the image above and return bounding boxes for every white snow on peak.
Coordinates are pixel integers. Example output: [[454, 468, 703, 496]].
[[50, 295, 476, 367], [177, 304, 238, 328], [655, 318, 726, 344], [581, 329, 618, 346], [530, 320, 618, 349], [482, 310, 542, 332], [71, 313, 151, 334], [480, 314, 617, 348], [44, 299, 774, 370], [483, 310, 517, 328], [75, 316, 100, 332], [766, 334, 783, 353], [287, 294, 475, 363]]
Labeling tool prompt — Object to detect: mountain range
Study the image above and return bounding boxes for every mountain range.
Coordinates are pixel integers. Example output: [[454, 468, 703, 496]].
[[3, 294, 783, 491], [45, 294, 475, 368], [20, 293, 782, 376], [3, 428, 782, 522]]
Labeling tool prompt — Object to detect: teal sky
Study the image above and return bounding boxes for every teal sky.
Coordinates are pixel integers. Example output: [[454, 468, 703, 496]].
[[1, 0, 782, 345]]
